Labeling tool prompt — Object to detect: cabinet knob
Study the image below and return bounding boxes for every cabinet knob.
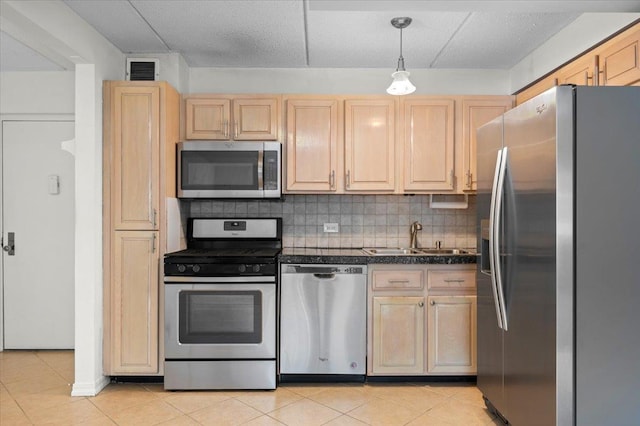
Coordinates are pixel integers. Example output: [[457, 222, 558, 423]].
[[418, 301, 424, 307], [430, 300, 435, 306]]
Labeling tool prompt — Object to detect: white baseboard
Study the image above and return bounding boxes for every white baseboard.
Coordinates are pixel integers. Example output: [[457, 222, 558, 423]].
[[71, 375, 110, 396]]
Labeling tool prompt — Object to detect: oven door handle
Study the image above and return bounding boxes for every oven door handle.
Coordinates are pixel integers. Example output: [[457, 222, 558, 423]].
[[164, 276, 276, 283]]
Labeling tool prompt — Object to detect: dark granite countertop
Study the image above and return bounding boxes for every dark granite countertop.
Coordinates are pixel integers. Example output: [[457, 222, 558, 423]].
[[279, 248, 478, 265]]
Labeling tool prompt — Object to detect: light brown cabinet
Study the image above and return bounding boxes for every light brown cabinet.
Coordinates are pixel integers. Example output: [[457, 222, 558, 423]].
[[184, 95, 279, 140], [111, 231, 159, 374], [427, 295, 477, 374], [372, 296, 425, 374], [401, 99, 455, 192], [284, 96, 397, 194], [400, 96, 512, 194], [599, 26, 640, 86], [556, 55, 597, 86], [426, 265, 477, 374], [110, 85, 160, 230], [368, 264, 476, 376], [460, 97, 513, 192], [103, 81, 180, 376], [344, 99, 396, 192], [284, 95, 512, 195], [285, 98, 341, 192], [516, 22, 640, 105]]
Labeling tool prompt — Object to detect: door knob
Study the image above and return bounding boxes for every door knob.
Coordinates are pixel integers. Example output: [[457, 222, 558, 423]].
[[3, 232, 15, 255]]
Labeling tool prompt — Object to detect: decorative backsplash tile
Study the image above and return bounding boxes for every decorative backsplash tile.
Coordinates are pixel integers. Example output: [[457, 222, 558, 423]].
[[185, 194, 477, 249]]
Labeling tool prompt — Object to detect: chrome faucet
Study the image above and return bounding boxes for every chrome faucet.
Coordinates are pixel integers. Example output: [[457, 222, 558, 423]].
[[409, 221, 422, 249]]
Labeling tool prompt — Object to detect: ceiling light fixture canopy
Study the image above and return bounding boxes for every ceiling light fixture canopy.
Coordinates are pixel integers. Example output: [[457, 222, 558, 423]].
[[386, 16, 416, 96]]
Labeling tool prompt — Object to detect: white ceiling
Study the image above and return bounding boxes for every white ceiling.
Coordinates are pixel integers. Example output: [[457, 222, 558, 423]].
[[2, 1, 640, 72]]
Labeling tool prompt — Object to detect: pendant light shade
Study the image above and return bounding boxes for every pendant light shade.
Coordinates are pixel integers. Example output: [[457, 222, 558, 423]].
[[386, 17, 416, 96], [387, 71, 416, 95]]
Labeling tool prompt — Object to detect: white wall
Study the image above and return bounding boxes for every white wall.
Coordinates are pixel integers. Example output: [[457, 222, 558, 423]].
[[189, 67, 511, 95], [510, 13, 640, 93], [1, 0, 124, 397], [0, 71, 75, 114]]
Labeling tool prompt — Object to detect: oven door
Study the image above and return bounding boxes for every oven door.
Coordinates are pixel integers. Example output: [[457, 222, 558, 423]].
[[164, 279, 276, 359]]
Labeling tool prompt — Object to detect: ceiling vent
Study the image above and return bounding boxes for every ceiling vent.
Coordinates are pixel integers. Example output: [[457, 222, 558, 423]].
[[126, 58, 159, 81]]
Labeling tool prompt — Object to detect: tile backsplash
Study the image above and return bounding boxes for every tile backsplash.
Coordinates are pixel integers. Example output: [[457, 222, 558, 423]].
[[185, 194, 477, 249]]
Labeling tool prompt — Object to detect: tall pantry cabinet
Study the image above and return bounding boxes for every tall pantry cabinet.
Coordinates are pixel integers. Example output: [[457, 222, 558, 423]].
[[102, 81, 179, 375]]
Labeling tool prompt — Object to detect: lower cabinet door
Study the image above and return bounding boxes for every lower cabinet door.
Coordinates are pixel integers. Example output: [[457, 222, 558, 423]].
[[427, 295, 477, 374], [110, 231, 159, 374], [371, 296, 425, 374]]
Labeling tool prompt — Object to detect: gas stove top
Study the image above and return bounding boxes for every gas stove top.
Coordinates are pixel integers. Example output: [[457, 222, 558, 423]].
[[164, 218, 282, 277], [165, 247, 281, 261]]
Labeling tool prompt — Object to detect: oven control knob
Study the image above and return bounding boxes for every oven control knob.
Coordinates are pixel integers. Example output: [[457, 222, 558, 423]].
[[192, 264, 201, 273], [252, 264, 261, 273], [238, 264, 246, 273], [177, 264, 186, 273]]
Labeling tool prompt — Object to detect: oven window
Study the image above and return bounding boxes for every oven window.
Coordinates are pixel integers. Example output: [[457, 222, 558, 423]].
[[181, 151, 258, 190], [178, 290, 262, 344]]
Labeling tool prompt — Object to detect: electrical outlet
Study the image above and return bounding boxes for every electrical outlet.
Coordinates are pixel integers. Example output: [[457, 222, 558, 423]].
[[323, 223, 339, 233]]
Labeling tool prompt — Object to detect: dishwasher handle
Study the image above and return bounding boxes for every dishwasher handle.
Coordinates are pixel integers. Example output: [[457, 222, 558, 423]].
[[313, 273, 336, 279]]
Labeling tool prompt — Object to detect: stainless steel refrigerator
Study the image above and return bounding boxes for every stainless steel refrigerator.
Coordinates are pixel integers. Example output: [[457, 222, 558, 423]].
[[476, 85, 640, 426]]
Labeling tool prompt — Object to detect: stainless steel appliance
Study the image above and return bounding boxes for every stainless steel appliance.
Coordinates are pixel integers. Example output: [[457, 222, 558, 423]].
[[279, 264, 367, 381], [163, 218, 281, 390], [177, 141, 281, 199], [477, 86, 640, 425]]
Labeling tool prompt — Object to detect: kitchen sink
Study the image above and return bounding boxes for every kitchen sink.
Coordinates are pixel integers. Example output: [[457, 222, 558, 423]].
[[361, 248, 423, 255], [362, 247, 473, 256], [417, 248, 472, 255]]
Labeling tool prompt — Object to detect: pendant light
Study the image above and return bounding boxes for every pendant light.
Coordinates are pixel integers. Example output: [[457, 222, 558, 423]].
[[386, 17, 416, 96]]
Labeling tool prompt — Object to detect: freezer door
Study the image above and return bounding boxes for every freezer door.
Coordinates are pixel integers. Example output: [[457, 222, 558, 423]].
[[476, 116, 505, 414], [501, 88, 559, 426]]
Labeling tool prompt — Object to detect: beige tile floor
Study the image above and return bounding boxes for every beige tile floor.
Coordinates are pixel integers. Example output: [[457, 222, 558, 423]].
[[1, 351, 503, 426]]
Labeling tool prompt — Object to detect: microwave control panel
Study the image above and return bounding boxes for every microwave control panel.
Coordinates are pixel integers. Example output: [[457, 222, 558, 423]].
[[264, 151, 279, 190]]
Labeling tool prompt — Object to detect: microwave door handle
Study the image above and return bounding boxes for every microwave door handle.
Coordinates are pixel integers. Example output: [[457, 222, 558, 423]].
[[257, 149, 264, 190]]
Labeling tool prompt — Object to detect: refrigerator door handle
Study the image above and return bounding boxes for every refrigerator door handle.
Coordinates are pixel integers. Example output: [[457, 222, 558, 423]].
[[494, 147, 509, 331], [488, 148, 505, 330]]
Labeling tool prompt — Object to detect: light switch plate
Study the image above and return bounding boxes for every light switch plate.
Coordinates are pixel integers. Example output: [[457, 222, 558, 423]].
[[48, 175, 60, 195], [323, 223, 339, 233]]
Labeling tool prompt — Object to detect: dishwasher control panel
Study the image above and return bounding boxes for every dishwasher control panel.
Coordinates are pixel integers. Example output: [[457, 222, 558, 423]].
[[281, 264, 366, 275]]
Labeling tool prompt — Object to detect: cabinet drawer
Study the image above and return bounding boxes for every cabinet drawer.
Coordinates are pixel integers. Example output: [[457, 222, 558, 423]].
[[372, 270, 424, 290], [427, 269, 476, 291]]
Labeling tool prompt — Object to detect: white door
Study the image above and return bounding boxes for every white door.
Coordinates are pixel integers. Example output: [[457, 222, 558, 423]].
[[2, 120, 75, 349]]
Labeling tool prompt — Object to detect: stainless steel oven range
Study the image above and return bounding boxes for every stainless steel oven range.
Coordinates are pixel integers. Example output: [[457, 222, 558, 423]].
[[163, 218, 281, 390]]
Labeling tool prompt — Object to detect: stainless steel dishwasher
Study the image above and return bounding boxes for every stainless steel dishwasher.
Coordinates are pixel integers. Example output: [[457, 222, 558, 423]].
[[279, 264, 367, 381]]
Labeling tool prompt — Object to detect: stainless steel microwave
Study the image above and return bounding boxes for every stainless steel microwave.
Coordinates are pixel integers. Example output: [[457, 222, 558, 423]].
[[177, 141, 281, 199]]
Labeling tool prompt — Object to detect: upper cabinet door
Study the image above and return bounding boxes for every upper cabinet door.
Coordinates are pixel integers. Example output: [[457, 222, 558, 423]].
[[285, 99, 340, 192], [185, 96, 279, 140], [598, 27, 640, 87], [233, 98, 279, 140], [557, 55, 596, 86], [185, 98, 230, 140], [344, 99, 396, 192], [112, 85, 160, 230], [402, 99, 455, 192], [461, 98, 513, 192]]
